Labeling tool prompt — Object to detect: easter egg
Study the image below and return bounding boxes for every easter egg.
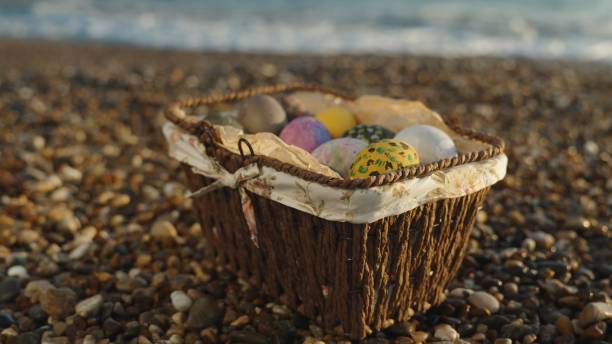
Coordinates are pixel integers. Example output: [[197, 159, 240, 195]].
[[394, 125, 457, 164], [205, 111, 243, 129], [237, 95, 287, 134], [314, 107, 357, 138], [279, 117, 331, 152], [342, 124, 394, 144], [311, 138, 368, 177], [349, 139, 419, 179]]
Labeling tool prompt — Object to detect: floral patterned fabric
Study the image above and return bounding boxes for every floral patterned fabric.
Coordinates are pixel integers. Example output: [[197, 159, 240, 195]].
[[164, 122, 507, 224]]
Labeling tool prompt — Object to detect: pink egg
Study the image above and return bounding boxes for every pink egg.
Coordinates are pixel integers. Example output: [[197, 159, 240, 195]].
[[280, 117, 331, 152]]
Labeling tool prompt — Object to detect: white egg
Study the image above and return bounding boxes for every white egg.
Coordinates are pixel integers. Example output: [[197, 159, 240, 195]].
[[394, 124, 457, 164]]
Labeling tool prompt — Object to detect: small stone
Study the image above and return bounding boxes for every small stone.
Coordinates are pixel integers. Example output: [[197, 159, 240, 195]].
[[556, 315, 573, 335], [229, 331, 270, 344], [75, 294, 103, 317], [501, 323, 535, 340], [24, 280, 55, 302], [18, 230, 40, 243], [138, 335, 152, 344], [16, 332, 39, 344], [7, 265, 29, 279], [103, 317, 122, 337], [529, 231, 555, 249], [583, 321, 606, 339], [40, 287, 77, 318], [58, 165, 82, 182], [494, 339, 512, 344], [230, 314, 250, 327], [523, 333, 537, 344], [68, 243, 90, 260], [0, 313, 16, 329], [170, 291, 192, 312], [185, 296, 222, 330], [82, 335, 96, 344], [50, 187, 71, 201], [410, 331, 429, 343], [150, 220, 177, 243], [434, 324, 459, 341], [0, 277, 20, 303], [521, 238, 536, 251], [29, 175, 62, 193], [111, 194, 131, 208], [577, 302, 612, 328], [502, 282, 518, 296], [449, 288, 473, 298], [468, 291, 500, 313]]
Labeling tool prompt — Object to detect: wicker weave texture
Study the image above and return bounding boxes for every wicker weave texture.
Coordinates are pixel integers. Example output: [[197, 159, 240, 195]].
[[185, 166, 490, 339]]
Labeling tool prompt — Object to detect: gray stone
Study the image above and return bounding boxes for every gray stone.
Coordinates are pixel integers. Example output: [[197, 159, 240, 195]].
[[185, 296, 222, 330]]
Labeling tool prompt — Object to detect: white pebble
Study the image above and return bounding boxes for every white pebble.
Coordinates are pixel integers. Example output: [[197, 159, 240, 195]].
[[434, 324, 460, 341], [171, 291, 193, 312], [68, 243, 91, 260], [75, 294, 103, 317], [7, 265, 29, 279], [468, 291, 500, 313]]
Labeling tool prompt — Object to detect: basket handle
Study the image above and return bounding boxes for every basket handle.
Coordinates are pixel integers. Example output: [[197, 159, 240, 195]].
[[164, 82, 354, 145]]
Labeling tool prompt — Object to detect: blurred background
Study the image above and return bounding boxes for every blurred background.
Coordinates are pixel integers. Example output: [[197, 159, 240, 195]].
[[1, 0, 612, 62]]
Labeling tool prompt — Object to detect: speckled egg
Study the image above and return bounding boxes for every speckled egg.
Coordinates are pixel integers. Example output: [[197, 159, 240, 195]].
[[349, 139, 419, 179], [314, 107, 357, 138], [394, 125, 457, 164], [279, 117, 332, 152], [342, 124, 394, 144], [311, 138, 368, 177], [205, 111, 243, 129], [237, 95, 287, 134]]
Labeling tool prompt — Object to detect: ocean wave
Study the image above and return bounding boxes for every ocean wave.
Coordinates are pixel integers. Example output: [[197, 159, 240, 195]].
[[0, 0, 611, 61]]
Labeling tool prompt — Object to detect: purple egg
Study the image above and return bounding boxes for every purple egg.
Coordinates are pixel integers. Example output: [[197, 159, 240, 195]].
[[280, 117, 331, 152], [312, 138, 368, 177]]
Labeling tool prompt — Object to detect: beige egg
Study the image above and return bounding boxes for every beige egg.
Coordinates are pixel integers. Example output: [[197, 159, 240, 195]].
[[237, 95, 287, 134]]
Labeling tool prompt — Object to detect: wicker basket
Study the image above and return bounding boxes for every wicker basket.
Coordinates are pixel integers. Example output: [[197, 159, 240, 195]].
[[165, 84, 505, 339]]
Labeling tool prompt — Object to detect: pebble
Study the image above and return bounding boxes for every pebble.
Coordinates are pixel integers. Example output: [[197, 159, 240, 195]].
[[468, 291, 500, 313], [410, 331, 429, 343], [583, 321, 606, 339], [150, 220, 178, 243], [24, 280, 55, 302], [68, 242, 91, 260], [494, 339, 512, 344], [556, 315, 573, 336], [185, 296, 222, 330], [0, 313, 16, 329], [58, 165, 82, 182], [229, 331, 270, 344], [39, 287, 77, 318], [433, 324, 459, 341], [170, 291, 192, 312], [529, 231, 555, 249], [103, 317, 123, 337], [29, 175, 62, 193], [7, 265, 29, 279], [577, 302, 612, 328], [75, 294, 103, 317], [0, 277, 20, 303]]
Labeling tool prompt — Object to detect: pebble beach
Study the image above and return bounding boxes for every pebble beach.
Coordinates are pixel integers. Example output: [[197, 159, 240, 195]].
[[0, 39, 610, 343]]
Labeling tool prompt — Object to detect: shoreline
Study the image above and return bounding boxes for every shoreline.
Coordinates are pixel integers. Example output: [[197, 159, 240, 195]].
[[2, 38, 612, 68]]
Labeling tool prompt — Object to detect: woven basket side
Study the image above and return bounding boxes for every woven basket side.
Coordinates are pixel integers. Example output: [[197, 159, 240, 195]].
[[184, 165, 489, 339]]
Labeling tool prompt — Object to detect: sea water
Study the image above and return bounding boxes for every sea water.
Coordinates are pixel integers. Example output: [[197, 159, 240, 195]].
[[0, 0, 611, 62]]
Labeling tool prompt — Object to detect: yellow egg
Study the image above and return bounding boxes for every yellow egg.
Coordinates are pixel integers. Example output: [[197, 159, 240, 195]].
[[349, 139, 419, 179], [314, 107, 357, 138]]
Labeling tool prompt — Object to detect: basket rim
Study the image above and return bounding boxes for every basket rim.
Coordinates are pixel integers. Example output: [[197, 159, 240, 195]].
[[164, 82, 505, 189]]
